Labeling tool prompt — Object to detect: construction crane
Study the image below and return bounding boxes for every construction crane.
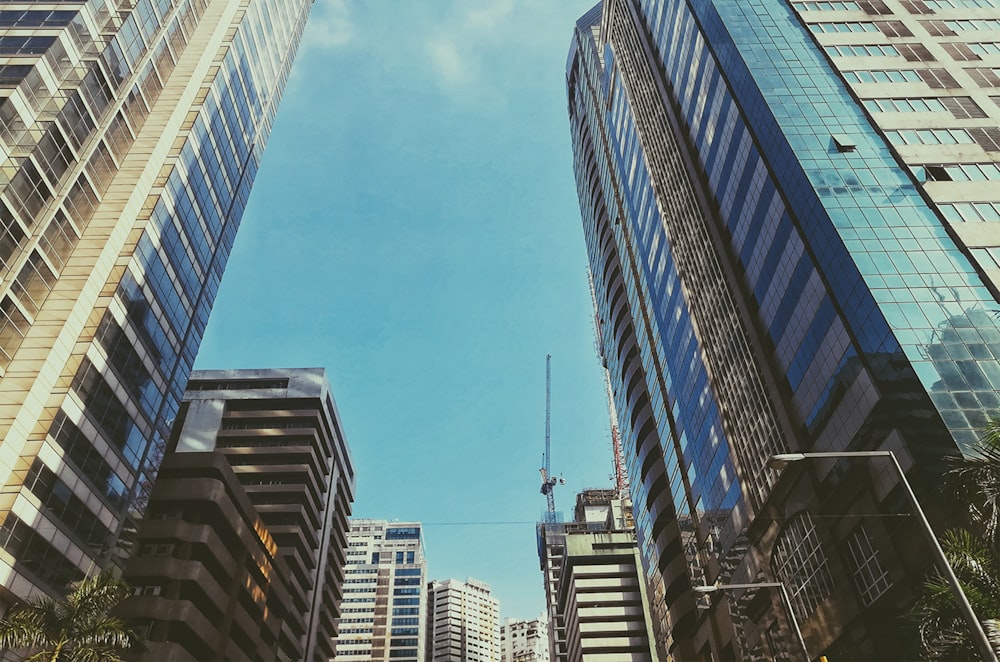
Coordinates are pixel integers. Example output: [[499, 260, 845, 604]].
[[604, 369, 629, 498], [589, 270, 629, 498], [539, 354, 563, 512]]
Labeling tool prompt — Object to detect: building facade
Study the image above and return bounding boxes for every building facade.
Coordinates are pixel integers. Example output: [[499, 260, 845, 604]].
[[122, 368, 355, 661], [0, 0, 315, 606], [427, 577, 501, 662], [537, 490, 657, 662], [568, 0, 1000, 658], [121, 451, 295, 660], [500, 614, 550, 662], [333, 519, 428, 662]]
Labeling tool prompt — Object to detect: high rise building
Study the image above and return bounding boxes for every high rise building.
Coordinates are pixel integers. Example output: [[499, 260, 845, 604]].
[[122, 368, 355, 661], [426, 577, 501, 662], [568, 0, 1000, 658], [334, 519, 428, 662], [500, 614, 550, 662], [0, 0, 315, 605], [537, 489, 657, 662]]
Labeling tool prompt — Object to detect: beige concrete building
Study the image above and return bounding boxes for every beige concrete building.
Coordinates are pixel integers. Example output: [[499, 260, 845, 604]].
[[798, 0, 1000, 289], [537, 490, 656, 662], [500, 614, 550, 662], [0, 0, 317, 608], [333, 519, 427, 662], [427, 577, 501, 662]]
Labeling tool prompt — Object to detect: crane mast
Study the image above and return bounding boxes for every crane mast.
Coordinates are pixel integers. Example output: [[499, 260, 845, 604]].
[[539, 354, 560, 512], [589, 270, 629, 498]]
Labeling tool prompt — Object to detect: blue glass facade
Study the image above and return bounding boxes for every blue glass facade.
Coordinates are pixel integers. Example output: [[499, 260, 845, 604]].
[[569, 0, 1000, 658], [0, 0, 313, 600]]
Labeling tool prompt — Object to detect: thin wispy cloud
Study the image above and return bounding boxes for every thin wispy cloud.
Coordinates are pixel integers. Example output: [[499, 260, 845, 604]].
[[425, 38, 473, 88], [302, 0, 354, 52], [290, 1, 575, 108]]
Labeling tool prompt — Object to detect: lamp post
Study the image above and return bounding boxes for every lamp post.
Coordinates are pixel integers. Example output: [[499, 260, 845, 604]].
[[769, 451, 997, 662], [694, 582, 809, 661]]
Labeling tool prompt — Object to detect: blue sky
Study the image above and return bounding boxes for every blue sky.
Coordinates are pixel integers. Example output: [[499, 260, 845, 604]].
[[194, 0, 609, 619]]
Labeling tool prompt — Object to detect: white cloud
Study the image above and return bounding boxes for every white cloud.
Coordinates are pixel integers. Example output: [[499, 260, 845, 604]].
[[425, 37, 474, 88], [303, 0, 354, 51]]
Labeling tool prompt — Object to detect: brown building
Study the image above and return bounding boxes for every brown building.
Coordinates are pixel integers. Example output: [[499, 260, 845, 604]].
[[120, 368, 355, 661]]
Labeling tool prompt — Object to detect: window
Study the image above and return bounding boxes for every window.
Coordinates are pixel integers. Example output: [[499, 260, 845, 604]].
[[187, 378, 289, 390], [859, 0, 892, 12], [921, 20, 956, 36], [972, 247, 1000, 269], [940, 201, 1000, 222], [843, 69, 922, 83], [826, 44, 899, 57], [862, 97, 947, 112], [386, 526, 420, 540], [898, 43, 936, 60], [942, 96, 989, 117], [918, 68, 960, 88], [924, 163, 1000, 181], [970, 42, 1000, 55], [943, 43, 982, 61], [132, 586, 161, 597], [944, 19, 1000, 31], [810, 21, 879, 32], [772, 512, 835, 620], [885, 128, 975, 145], [845, 525, 892, 605], [901, 0, 935, 13], [969, 127, 1000, 151], [877, 21, 913, 36], [966, 66, 1000, 86], [792, 1, 862, 9]]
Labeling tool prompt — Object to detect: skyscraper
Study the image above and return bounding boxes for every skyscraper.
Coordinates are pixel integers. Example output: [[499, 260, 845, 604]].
[[334, 519, 428, 662], [123, 368, 354, 660], [568, 0, 1000, 658], [427, 577, 501, 662], [0, 0, 315, 604], [537, 490, 657, 662]]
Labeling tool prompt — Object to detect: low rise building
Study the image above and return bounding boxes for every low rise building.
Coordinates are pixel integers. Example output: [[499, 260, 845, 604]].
[[500, 614, 549, 662]]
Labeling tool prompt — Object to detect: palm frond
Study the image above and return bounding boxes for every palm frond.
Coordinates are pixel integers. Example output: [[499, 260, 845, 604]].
[[75, 616, 139, 650], [0, 571, 138, 662], [985, 619, 1000, 655]]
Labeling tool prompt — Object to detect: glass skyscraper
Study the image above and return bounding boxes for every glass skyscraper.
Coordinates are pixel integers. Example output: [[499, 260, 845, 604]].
[[568, 0, 1000, 658], [0, 0, 313, 603]]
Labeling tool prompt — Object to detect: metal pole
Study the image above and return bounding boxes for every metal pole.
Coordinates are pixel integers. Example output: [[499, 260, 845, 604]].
[[709, 583, 810, 661], [784, 451, 997, 662], [887, 451, 997, 662], [775, 583, 810, 662]]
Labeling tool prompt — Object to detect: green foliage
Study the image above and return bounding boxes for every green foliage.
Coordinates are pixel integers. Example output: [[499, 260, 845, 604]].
[[910, 417, 1000, 659], [0, 570, 139, 662]]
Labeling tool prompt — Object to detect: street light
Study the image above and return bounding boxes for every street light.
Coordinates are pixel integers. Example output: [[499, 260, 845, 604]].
[[694, 581, 809, 661], [769, 450, 998, 662]]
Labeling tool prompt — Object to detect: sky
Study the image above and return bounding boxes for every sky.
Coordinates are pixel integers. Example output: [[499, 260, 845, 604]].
[[193, 0, 609, 620]]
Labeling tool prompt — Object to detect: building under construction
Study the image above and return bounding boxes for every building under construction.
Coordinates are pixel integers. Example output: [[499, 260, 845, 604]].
[[536, 490, 658, 662]]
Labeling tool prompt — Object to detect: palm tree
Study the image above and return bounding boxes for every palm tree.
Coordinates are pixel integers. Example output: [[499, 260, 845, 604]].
[[0, 570, 140, 662], [911, 529, 1000, 659], [910, 418, 1000, 659], [944, 417, 1000, 548]]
